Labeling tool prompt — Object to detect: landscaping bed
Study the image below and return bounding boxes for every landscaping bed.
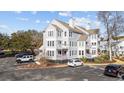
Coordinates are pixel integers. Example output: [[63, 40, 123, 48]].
[[117, 57, 124, 61], [83, 59, 116, 64], [81, 54, 116, 64], [17, 57, 67, 69]]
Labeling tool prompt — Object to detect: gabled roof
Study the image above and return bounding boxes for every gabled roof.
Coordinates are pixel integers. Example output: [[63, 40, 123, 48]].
[[77, 26, 99, 34], [87, 29, 99, 34], [55, 19, 99, 35], [55, 19, 84, 34], [78, 34, 88, 41], [51, 24, 62, 31]]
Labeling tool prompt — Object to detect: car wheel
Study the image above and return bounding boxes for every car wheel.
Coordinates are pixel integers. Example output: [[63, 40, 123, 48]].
[[29, 59, 33, 62], [74, 64, 76, 68], [17, 60, 21, 64], [117, 72, 122, 78], [121, 74, 124, 80]]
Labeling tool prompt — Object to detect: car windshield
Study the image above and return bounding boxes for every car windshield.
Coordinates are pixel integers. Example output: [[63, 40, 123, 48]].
[[74, 59, 81, 62], [106, 65, 121, 70], [69, 60, 73, 63]]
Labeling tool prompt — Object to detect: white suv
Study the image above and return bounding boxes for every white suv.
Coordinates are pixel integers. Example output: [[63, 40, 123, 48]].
[[67, 58, 83, 67], [16, 55, 34, 63]]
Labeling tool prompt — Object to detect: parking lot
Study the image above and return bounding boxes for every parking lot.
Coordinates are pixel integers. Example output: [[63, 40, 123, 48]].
[[0, 57, 121, 81]]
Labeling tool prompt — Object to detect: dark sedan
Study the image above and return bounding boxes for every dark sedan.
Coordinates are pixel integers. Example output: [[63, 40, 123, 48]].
[[104, 64, 124, 78]]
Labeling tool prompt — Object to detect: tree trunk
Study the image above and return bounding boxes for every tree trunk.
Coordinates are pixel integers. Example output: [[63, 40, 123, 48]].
[[108, 36, 112, 61]]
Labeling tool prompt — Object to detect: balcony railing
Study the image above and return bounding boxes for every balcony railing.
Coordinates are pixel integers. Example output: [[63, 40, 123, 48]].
[[57, 44, 69, 49], [57, 55, 67, 60]]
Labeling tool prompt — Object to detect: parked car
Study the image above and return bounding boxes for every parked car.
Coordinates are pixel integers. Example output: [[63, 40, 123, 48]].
[[67, 58, 83, 67], [15, 52, 33, 58], [0, 51, 5, 58], [104, 64, 124, 78], [16, 54, 34, 63]]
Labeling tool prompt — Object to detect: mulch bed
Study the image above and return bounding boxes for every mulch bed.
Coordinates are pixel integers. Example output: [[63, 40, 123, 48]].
[[114, 57, 124, 61], [84, 59, 116, 64]]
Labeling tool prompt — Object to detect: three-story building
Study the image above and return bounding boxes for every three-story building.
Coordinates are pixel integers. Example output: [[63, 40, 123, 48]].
[[39, 19, 99, 60]]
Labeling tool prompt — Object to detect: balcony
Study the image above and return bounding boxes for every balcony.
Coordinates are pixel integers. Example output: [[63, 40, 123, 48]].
[[56, 44, 69, 50], [57, 55, 68, 60]]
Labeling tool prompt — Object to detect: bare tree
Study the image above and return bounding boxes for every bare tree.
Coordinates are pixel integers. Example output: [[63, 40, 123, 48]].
[[98, 11, 124, 61]]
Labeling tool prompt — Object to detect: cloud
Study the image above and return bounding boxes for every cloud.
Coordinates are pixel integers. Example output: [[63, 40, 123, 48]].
[[73, 17, 101, 29], [17, 17, 29, 21], [15, 11, 22, 14], [35, 19, 40, 23], [0, 25, 8, 29], [46, 20, 50, 24], [0, 24, 16, 35], [32, 11, 37, 15], [58, 11, 72, 17], [49, 11, 55, 13], [87, 14, 91, 18]]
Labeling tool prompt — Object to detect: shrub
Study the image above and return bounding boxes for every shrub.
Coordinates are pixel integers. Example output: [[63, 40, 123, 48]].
[[81, 57, 88, 62], [94, 57, 102, 63], [94, 54, 110, 63], [4, 51, 15, 57]]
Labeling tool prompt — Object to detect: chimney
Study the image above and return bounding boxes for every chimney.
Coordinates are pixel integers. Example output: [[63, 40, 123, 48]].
[[69, 18, 75, 28]]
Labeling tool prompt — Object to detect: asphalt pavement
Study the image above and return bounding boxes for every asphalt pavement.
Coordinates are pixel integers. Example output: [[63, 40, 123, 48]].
[[0, 57, 121, 81]]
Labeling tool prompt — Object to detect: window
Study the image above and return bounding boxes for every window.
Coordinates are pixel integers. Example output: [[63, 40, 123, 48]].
[[52, 41, 54, 46], [50, 41, 51, 46], [79, 50, 81, 55], [92, 50, 96, 55], [57, 30, 62, 37], [48, 31, 53, 37], [92, 42, 96, 46], [58, 50, 61, 55], [50, 51, 51, 56], [92, 35, 97, 40], [65, 31, 67, 37], [69, 31, 72, 37], [82, 41, 84, 46], [52, 51, 54, 56], [79, 41, 81, 47], [86, 49, 90, 54], [47, 51, 49, 56], [58, 40, 62, 45], [64, 41, 66, 46], [47, 41, 49, 46], [82, 51, 84, 55], [70, 41, 71, 46], [70, 51, 71, 56]]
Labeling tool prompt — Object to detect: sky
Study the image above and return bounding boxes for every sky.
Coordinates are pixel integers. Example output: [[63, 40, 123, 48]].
[[0, 11, 105, 35]]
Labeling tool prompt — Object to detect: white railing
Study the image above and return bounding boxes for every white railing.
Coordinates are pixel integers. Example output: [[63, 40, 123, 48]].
[[57, 44, 69, 49], [57, 55, 67, 60]]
